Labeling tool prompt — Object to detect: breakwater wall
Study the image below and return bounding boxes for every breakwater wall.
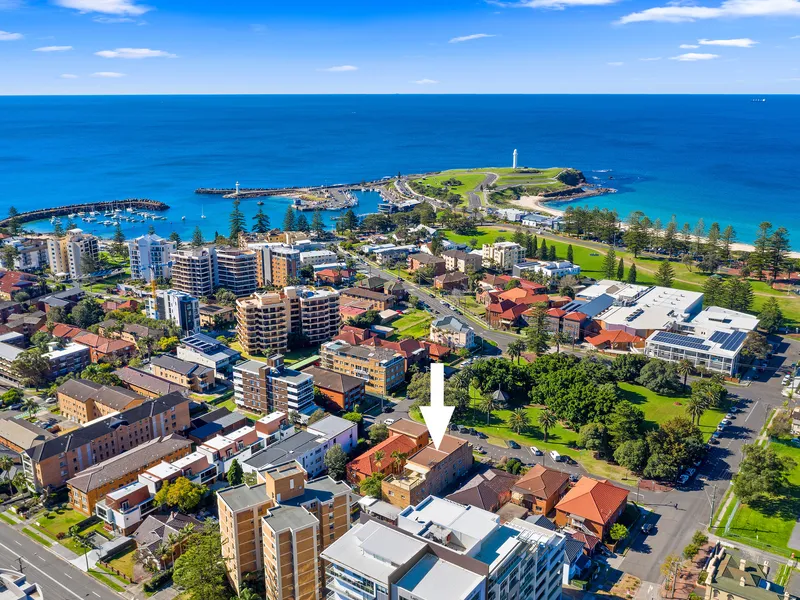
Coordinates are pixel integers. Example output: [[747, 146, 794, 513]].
[[0, 199, 169, 227]]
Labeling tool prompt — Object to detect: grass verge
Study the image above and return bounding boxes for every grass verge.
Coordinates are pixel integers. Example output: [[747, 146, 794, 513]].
[[22, 527, 53, 547]]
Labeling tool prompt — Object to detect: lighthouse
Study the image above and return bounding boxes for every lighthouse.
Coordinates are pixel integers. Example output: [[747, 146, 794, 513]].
[[235, 181, 240, 196], [512, 149, 518, 170]]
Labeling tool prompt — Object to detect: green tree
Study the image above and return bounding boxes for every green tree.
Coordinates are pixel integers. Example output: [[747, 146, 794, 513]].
[[296, 212, 310, 232], [703, 276, 725, 308], [644, 417, 705, 481], [623, 211, 649, 257], [154, 477, 205, 513], [603, 247, 617, 279], [479, 393, 498, 425], [227, 459, 243, 487], [610, 523, 628, 542], [111, 222, 127, 257], [507, 408, 530, 434], [721, 225, 736, 260], [53, 219, 64, 238], [606, 400, 645, 448], [768, 226, 791, 280], [578, 422, 607, 452], [684, 394, 706, 426], [0, 455, 13, 489], [311, 209, 325, 237], [724, 277, 754, 312], [229, 198, 246, 241], [252, 206, 270, 234], [524, 304, 550, 355], [540, 238, 548, 260], [566, 244, 574, 263], [733, 444, 796, 504], [506, 339, 526, 364], [616, 257, 625, 280], [12, 350, 49, 389], [676, 359, 693, 390], [655, 261, 675, 288], [341, 209, 358, 231], [637, 359, 681, 394], [627, 263, 637, 284], [368, 423, 390, 445], [191, 226, 204, 248], [71, 298, 104, 329], [324, 444, 348, 480], [0, 245, 18, 269], [749, 222, 772, 280], [742, 331, 771, 360], [172, 524, 230, 600], [307, 408, 326, 425], [538, 409, 557, 443], [614, 438, 648, 474], [610, 353, 649, 382], [359, 473, 385, 498], [169, 231, 183, 250], [282, 206, 296, 232], [759, 297, 784, 333]]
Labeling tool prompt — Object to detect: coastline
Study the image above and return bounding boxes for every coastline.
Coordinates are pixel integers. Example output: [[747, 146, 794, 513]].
[[516, 195, 800, 258]]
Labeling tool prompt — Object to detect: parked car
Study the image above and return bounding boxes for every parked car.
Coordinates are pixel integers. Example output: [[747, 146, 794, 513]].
[[791, 438, 800, 446], [506, 440, 521, 449], [717, 423, 727, 431], [530, 446, 543, 456], [7, 403, 22, 411], [569, 473, 580, 482], [384, 419, 395, 426], [475, 446, 487, 455], [45, 397, 57, 404], [686, 467, 697, 477], [476, 432, 488, 439], [678, 473, 690, 485], [564, 456, 577, 465], [459, 426, 469, 434], [550, 450, 562, 462], [725, 413, 734, 420], [641, 523, 654, 534], [449, 423, 459, 431]]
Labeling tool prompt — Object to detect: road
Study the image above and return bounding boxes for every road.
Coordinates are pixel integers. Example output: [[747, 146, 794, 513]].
[[467, 173, 498, 211], [0, 523, 114, 600]]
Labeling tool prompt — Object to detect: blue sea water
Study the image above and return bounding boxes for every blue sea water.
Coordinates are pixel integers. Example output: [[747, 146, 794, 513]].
[[0, 94, 798, 244]]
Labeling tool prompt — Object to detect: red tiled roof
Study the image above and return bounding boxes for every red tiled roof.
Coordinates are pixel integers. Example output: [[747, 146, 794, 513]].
[[499, 304, 529, 320], [73, 331, 135, 355], [513, 464, 569, 500], [563, 311, 588, 322], [547, 308, 567, 318], [487, 300, 518, 314], [339, 306, 367, 319], [362, 337, 427, 360], [421, 340, 451, 359], [555, 477, 628, 525], [48, 323, 84, 339], [569, 531, 602, 554], [347, 434, 417, 478], [586, 330, 644, 347], [0, 271, 38, 296]]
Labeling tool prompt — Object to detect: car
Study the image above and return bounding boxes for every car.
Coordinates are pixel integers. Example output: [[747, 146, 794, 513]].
[[717, 423, 727, 431], [468, 428, 477, 435], [791, 438, 800, 446], [45, 397, 57, 404], [475, 446, 487, 455], [384, 419, 395, 426], [725, 413, 734, 420], [693, 459, 703, 468], [476, 432, 488, 439], [709, 437, 720, 445], [530, 446, 543, 456], [677, 474, 690, 485], [686, 467, 697, 477], [449, 423, 459, 431], [711, 430, 721, 439], [459, 426, 469, 434], [569, 473, 580, 482], [7, 403, 22, 411], [564, 456, 577, 465], [641, 523, 654, 534], [730, 406, 739, 413], [383, 406, 394, 413], [550, 450, 562, 462], [506, 440, 521, 449]]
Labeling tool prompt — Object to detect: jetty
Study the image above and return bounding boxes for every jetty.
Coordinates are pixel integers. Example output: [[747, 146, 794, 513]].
[[0, 199, 168, 227]]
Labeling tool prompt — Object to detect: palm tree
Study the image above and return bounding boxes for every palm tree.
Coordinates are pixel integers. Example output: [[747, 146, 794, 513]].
[[685, 395, 706, 425], [0, 455, 12, 489], [538, 409, 557, 443], [373, 450, 385, 468], [507, 340, 526, 364], [12, 472, 28, 495], [390, 451, 407, 473], [479, 394, 498, 426], [22, 398, 38, 419], [676, 359, 693, 390], [166, 531, 181, 565], [507, 409, 530, 434], [553, 331, 571, 353]]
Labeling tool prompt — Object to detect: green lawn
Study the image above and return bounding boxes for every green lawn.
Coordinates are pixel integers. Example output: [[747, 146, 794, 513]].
[[283, 347, 322, 365], [388, 308, 433, 340], [412, 171, 489, 204], [106, 547, 137, 581], [213, 398, 263, 422], [22, 527, 53, 547], [89, 568, 126, 593], [0, 512, 15, 525], [32, 506, 85, 538], [721, 438, 800, 557]]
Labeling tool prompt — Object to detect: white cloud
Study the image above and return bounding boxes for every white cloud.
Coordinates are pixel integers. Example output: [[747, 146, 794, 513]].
[[607, 61, 625, 66], [59, 73, 78, 78], [0, 30, 22, 40], [671, 52, 720, 60], [413, 78, 439, 84], [95, 47, 176, 58], [34, 45, 73, 52], [792, 34, 800, 38], [321, 65, 358, 72], [92, 16, 135, 22], [91, 71, 125, 77], [699, 37, 758, 46], [491, 0, 620, 8], [449, 33, 495, 43], [618, 0, 800, 24], [680, 43, 700, 48], [640, 56, 662, 60], [53, 0, 151, 15]]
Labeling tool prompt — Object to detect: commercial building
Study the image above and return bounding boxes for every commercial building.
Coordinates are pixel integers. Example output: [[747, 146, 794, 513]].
[[381, 435, 472, 509], [151, 354, 215, 393], [176, 332, 241, 377], [217, 460, 353, 594], [57, 378, 145, 424], [482, 242, 526, 271], [22, 391, 191, 490], [67, 434, 192, 516], [146, 289, 200, 335], [47, 229, 99, 280], [644, 329, 747, 376], [216, 247, 258, 297], [233, 356, 315, 416], [554, 477, 628, 539], [127, 234, 176, 282], [170, 247, 216, 297], [323, 495, 567, 600], [442, 249, 483, 273], [114, 366, 189, 398], [320, 340, 405, 396], [300, 366, 365, 411], [248, 243, 301, 287], [430, 316, 476, 349]]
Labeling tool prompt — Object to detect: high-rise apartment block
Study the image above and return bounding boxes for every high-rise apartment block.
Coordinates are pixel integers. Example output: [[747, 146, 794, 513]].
[[233, 355, 315, 415], [216, 247, 258, 297], [217, 460, 353, 595], [248, 243, 301, 287], [170, 248, 216, 297], [47, 229, 99, 280], [127, 234, 176, 282], [146, 289, 201, 334], [482, 242, 526, 271]]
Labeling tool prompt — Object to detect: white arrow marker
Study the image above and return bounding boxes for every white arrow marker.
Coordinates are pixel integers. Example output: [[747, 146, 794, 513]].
[[420, 363, 454, 450]]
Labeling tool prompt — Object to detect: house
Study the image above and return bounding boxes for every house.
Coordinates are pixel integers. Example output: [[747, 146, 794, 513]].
[[445, 467, 518, 512], [346, 421, 431, 484], [333, 325, 375, 346], [360, 336, 430, 372], [187, 408, 249, 444], [101, 298, 140, 313], [703, 543, 795, 600], [586, 329, 645, 352], [301, 365, 365, 411], [0, 418, 55, 453], [433, 272, 468, 291], [486, 300, 528, 330], [554, 477, 628, 539], [48, 323, 136, 362], [132, 513, 203, 569], [340, 287, 395, 311], [315, 268, 353, 286], [429, 315, 475, 349], [407, 253, 446, 276], [6, 311, 46, 336], [37, 286, 84, 313], [497, 287, 549, 307], [357, 276, 389, 291], [114, 366, 189, 399], [0, 270, 42, 300], [383, 280, 407, 301], [511, 464, 570, 515], [513, 260, 581, 280]]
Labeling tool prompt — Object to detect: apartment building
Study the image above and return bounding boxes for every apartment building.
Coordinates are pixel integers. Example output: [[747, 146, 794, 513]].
[[199, 304, 235, 328], [381, 435, 472, 509], [442, 249, 483, 273], [114, 366, 189, 398], [0, 336, 90, 386], [430, 316, 476, 349], [67, 434, 192, 516], [236, 286, 341, 355], [22, 391, 191, 490], [4, 237, 48, 272], [324, 496, 567, 600], [57, 378, 145, 424], [217, 460, 353, 594], [216, 247, 258, 297], [47, 229, 99, 280], [146, 289, 201, 335], [482, 242, 526, 271], [339, 287, 395, 311], [176, 333, 241, 377], [300, 249, 338, 267], [169, 247, 216, 297], [248, 243, 301, 287], [320, 340, 405, 395], [233, 355, 315, 415], [127, 234, 176, 282], [150, 354, 215, 393]]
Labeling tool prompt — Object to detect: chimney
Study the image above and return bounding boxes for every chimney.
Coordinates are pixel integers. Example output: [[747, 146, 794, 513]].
[[740, 577, 747, 588], [740, 558, 747, 571], [763, 560, 770, 577]]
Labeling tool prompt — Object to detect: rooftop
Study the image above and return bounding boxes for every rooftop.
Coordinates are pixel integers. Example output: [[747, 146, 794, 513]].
[[262, 503, 318, 532], [301, 366, 365, 394], [114, 366, 189, 396], [151, 354, 212, 377], [218, 482, 267, 513], [513, 464, 570, 500], [555, 477, 628, 525], [244, 430, 322, 471], [395, 553, 484, 600], [57, 378, 142, 411], [306, 415, 357, 439]]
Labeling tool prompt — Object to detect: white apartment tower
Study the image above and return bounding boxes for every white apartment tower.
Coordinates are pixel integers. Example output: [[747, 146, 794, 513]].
[[128, 234, 177, 282]]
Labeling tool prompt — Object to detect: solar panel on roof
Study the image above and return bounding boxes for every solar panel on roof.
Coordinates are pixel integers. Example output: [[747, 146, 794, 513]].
[[709, 331, 731, 344], [651, 331, 711, 350], [720, 330, 747, 351]]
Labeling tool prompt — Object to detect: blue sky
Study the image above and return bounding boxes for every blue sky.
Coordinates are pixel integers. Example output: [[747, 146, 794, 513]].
[[1, 0, 799, 93]]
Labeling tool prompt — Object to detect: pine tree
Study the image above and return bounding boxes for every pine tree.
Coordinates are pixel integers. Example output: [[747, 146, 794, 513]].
[[703, 276, 724, 307], [296, 213, 310, 232], [768, 227, 791, 280], [53, 219, 64, 238], [191, 226, 204, 248], [169, 231, 183, 250], [655, 261, 675, 288], [539, 239, 547, 259], [283, 206, 296, 232], [147, 225, 156, 235], [548, 246, 556, 261], [627, 263, 637, 284], [749, 222, 772, 280], [616, 257, 625, 280], [229, 198, 246, 242], [65, 218, 77, 231], [721, 225, 736, 260], [342, 209, 358, 231], [567, 244, 574, 264], [603, 247, 617, 278], [531, 235, 538, 258], [311, 209, 325, 237], [111, 223, 126, 257], [252, 206, 270, 234]]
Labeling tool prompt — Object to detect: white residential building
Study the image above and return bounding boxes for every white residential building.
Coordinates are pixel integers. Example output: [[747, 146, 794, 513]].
[[47, 229, 99, 280], [430, 315, 476, 349], [482, 241, 526, 271], [300, 249, 339, 267], [127, 234, 176, 282], [146, 289, 201, 335], [513, 260, 581, 279]]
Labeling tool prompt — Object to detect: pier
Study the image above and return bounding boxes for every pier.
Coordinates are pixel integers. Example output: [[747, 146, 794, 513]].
[[0, 199, 169, 227]]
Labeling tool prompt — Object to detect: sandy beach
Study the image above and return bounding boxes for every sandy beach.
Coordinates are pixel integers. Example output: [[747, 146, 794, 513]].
[[515, 195, 800, 257]]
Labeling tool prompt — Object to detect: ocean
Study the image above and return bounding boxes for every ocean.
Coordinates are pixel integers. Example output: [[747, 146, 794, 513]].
[[1, 94, 798, 244]]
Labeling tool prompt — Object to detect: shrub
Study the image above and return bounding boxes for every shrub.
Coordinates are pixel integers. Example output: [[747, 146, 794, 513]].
[[56, 532, 65, 540], [144, 568, 173, 593], [697, 572, 708, 585]]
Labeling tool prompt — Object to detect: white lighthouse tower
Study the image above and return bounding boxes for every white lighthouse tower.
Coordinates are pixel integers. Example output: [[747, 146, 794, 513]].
[[235, 181, 240, 196], [512, 149, 518, 170]]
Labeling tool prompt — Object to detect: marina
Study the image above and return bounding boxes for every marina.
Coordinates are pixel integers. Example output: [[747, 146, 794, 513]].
[[0, 199, 168, 227]]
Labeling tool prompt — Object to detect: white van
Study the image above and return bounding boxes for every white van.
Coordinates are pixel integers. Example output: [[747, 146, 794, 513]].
[[550, 450, 562, 462]]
